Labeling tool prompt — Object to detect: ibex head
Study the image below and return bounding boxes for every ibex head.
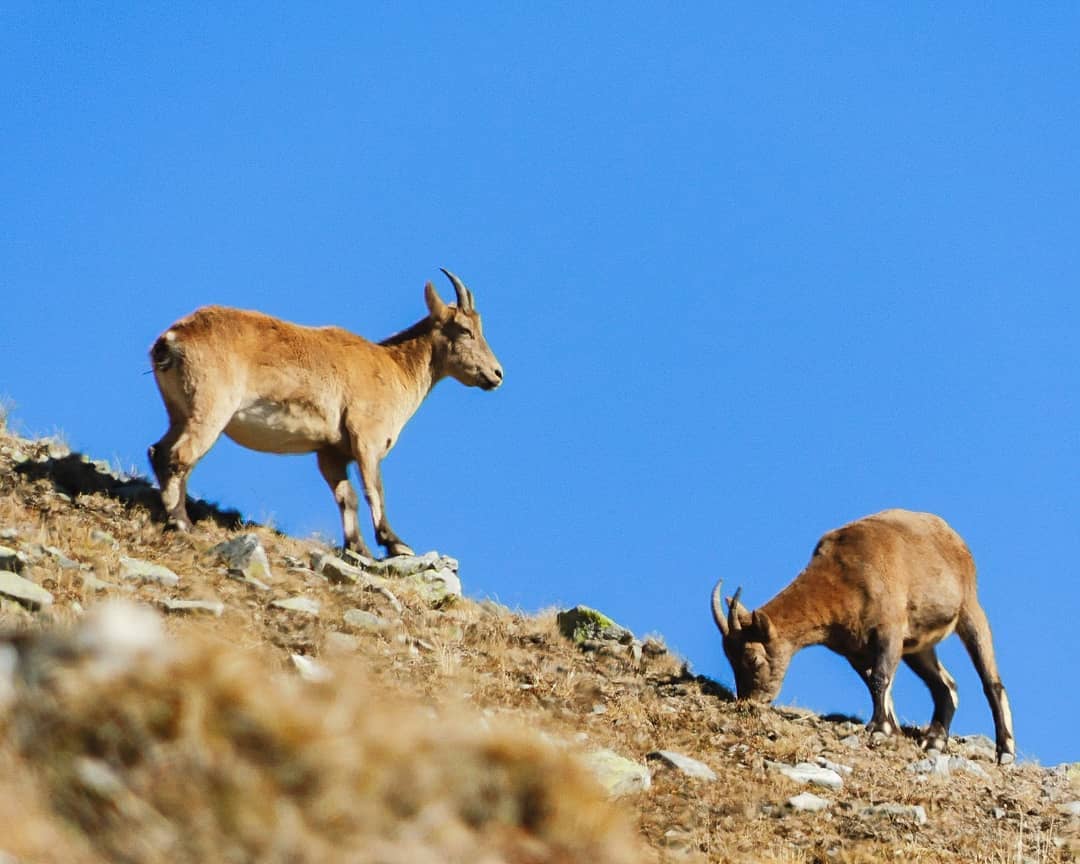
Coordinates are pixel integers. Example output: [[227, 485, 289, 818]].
[[425, 269, 504, 391], [711, 580, 788, 702]]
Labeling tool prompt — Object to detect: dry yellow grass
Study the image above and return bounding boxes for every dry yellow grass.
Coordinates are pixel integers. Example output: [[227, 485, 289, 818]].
[[0, 423, 1076, 863]]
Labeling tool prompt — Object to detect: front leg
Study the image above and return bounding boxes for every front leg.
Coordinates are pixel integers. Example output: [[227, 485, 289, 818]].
[[356, 450, 414, 557], [864, 636, 902, 737]]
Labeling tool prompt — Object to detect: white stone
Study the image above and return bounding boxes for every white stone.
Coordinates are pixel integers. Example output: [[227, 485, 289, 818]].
[[291, 653, 332, 683], [647, 750, 717, 781], [788, 792, 830, 812], [119, 556, 180, 587], [860, 803, 928, 826], [767, 760, 844, 790], [582, 748, 652, 796], [272, 596, 320, 616], [0, 572, 53, 607]]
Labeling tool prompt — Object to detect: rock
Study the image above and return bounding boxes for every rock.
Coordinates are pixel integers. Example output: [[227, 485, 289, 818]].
[[641, 636, 668, 656], [290, 653, 332, 683], [118, 556, 180, 587], [816, 756, 853, 775], [313, 552, 368, 585], [324, 631, 360, 654], [1057, 801, 1080, 818], [557, 605, 634, 645], [343, 608, 393, 633], [0, 545, 28, 573], [90, 530, 118, 548], [788, 792, 831, 813], [766, 761, 844, 790], [0, 528, 17, 541], [838, 734, 862, 749], [581, 748, 651, 796], [74, 601, 168, 678], [402, 566, 461, 605], [380, 552, 459, 579], [909, 754, 951, 777], [860, 803, 928, 826], [210, 534, 272, 586], [81, 571, 125, 593], [44, 545, 80, 570], [272, 596, 320, 616], [647, 750, 717, 781], [159, 598, 225, 616], [908, 754, 991, 780], [0, 571, 54, 608]]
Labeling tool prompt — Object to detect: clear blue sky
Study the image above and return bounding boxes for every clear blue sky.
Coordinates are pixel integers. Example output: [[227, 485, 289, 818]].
[[3, 5, 1077, 765]]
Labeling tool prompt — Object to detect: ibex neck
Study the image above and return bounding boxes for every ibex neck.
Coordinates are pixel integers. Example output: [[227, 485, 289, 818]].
[[761, 573, 835, 651], [380, 318, 442, 400]]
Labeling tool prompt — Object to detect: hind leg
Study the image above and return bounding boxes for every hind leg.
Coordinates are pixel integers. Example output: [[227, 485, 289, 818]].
[[958, 601, 1016, 764], [148, 404, 232, 532], [903, 647, 958, 752]]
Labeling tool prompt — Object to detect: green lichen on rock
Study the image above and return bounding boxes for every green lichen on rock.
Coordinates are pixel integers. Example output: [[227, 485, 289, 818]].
[[557, 605, 633, 645]]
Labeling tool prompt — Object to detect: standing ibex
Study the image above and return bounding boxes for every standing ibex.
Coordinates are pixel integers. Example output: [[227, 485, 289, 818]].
[[712, 509, 1015, 763], [148, 269, 503, 558]]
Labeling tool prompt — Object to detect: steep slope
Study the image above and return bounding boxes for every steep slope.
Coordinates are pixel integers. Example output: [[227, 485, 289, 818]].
[[0, 420, 1076, 863]]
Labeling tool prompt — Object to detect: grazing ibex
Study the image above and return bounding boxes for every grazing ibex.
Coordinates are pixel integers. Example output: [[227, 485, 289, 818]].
[[712, 509, 1015, 763], [148, 269, 503, 557]]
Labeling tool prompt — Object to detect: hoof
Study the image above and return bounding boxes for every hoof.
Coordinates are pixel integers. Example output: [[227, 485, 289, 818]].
[[998, 751, 1016, 766]]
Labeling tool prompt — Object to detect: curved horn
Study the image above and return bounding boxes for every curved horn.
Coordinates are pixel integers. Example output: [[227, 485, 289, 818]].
[[711, 579, 729, 636], [440, 268, 474, 312], [728, 586, 744, 633]]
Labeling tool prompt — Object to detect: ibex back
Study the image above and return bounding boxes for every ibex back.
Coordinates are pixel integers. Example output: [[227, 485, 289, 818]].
[[148, 269, 503, 557], [712, 509, 1015, 763]]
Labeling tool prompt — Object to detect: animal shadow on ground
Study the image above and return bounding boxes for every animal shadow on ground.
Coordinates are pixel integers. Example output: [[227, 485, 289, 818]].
[[14, 450, 244, 531]]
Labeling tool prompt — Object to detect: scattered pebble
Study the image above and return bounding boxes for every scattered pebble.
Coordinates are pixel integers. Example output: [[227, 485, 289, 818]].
[[646, 750, 717, 782], [272, 596, 320, 616], [788, 792, 831, 813]]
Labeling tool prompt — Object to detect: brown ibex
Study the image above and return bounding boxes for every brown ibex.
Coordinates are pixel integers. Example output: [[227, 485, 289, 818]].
[[712, 509, 1015, 763], [148, 269, 503, 558]]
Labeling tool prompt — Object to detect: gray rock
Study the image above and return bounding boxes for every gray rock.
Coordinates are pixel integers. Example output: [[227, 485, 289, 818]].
[[839, 734, 862, 749], [1057, 801, 1080, 818], [816, 756, 853, 775], [788, 792, 831, 812], [379, 551, 459, 578], [90, 530, 118, 548], [159, 598, 225, 616], [766, 760, 844, 790], [0, 528, 17, 541], [82, 571, 123, 593], [313, 552, 368, 585], [908, 754, 991, 780], [0, 545, 28, 573], [290, 653, 332, 683], [581, 748, 651, 796], [909, 754, 951, 777], [0, 572, 54, 608], [557, 605, 634, 645], [324, 631, 360, 654], [119, 556, 180, 587], [343, 608, 392, 632], [272, 596, 320, 616], [402, 566, 461, 605], [209, 534, 272, 585], [44, 545, 80, 570], [647, 750, 717, 781], [860, 803, 928, 826]]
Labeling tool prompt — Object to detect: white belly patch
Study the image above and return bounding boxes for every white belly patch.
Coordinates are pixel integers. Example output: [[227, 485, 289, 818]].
[[224, 399, 335, 454]]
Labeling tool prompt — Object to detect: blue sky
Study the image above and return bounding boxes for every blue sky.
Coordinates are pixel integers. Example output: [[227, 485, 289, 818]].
[[3, 5, 1077, 765]]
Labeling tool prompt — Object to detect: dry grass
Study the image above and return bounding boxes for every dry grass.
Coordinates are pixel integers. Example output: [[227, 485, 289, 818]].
[[0, 426, 1076, 863]]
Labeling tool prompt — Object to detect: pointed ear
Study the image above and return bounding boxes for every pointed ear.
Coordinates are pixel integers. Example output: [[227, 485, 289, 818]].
[[752, 609, 777, 642], [424, 282, 451, 322]]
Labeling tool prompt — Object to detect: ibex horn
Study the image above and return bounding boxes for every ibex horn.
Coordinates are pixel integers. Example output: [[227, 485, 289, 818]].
[[440, 268, 474, 312]]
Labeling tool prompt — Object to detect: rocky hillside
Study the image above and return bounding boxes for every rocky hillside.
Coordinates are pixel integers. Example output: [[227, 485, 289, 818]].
[[0, 419, 1076, 864]]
